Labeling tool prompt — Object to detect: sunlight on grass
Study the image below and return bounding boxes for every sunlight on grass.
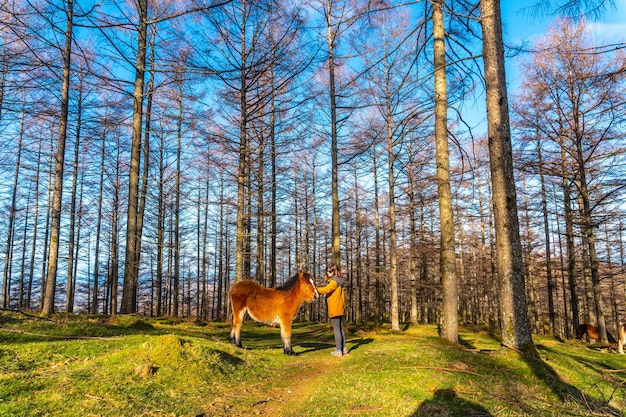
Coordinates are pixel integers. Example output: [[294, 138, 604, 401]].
[[1, 311, 625, 416]]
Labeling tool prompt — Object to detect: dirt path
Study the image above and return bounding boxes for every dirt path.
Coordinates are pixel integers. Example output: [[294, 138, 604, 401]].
[[251, 352, 344, 416]]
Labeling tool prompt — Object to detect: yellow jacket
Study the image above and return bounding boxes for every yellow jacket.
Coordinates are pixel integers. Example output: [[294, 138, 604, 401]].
[[317, 277, 346, 318]]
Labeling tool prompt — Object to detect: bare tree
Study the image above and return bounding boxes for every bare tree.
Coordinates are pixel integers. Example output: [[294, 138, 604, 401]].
[[42, 0, 75, 315], [433, 0, 458, 343], [480, 0, 536, 354]]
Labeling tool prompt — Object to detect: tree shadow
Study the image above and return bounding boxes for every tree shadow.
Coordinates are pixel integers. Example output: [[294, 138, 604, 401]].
[[296, 341, 335, 354], [295, 336, 374, 355], [520, 345, 622, 416], [411, 388, 493, 417], [458, 335, 476, 350], [204, 347, 246, 367], [346, 337, 374, 353]]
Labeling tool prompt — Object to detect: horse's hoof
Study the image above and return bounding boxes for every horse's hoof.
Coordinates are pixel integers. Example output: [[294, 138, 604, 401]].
[[284, 349, 296, 355], [229, 337, 243, 349]]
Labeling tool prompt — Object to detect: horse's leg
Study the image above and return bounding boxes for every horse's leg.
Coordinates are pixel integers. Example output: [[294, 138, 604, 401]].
[[279, 317, 295, 355], [230, 306, 245, 348]]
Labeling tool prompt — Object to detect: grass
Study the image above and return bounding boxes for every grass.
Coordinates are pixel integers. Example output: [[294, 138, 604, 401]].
[[1, 311, 625, 416]]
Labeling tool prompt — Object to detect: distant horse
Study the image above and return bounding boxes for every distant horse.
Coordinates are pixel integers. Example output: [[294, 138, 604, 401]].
[[229, 271, 318, 355], [618, 324, 626, 354], [578, 323, 617, 344]]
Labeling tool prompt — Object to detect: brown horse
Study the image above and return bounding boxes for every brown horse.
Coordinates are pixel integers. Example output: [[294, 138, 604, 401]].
[[578, 323, 617, 344], [229, 271, 318, 355]]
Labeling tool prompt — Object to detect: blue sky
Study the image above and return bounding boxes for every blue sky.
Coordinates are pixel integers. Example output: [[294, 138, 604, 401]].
[[502, 0, 626, 91], [455, 1, 626, 135]]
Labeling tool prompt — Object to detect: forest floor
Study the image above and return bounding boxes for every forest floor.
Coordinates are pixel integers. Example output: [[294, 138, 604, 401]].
[[1, 310, 625, 417]]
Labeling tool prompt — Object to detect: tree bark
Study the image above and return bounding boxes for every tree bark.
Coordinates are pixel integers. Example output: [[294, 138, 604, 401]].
[[4, 101, 26, 309], [27, 142, 43, 308], [43, 0, 74, 315], [433, 0, 458, 343], [536, 134, 556, 335], [385, 69, 399, 332], [235, 0, 249, 284], [121, 0, 148, 313], [326, 0, 341, 269], [479, 0, 536, 355], [66, 76, 83, 313], [173, 74, 183, 316], [92, 128, 106, 314]]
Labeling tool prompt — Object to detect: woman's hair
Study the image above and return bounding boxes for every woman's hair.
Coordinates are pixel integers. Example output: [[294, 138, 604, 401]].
[[326, 263, 340, 278]]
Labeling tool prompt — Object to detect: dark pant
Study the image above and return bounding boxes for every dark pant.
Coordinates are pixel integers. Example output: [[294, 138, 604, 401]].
[[330, 316, 345, 351]]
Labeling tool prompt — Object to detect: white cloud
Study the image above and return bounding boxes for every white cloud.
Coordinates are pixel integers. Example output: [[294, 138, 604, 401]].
[[587, 21, 626, 44]]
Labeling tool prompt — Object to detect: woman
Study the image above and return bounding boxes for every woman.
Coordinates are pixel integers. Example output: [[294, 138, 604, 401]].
[[316, 263, 347, 356]]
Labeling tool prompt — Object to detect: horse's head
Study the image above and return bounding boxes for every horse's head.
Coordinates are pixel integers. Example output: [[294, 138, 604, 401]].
[[299, 271, 318, 301]]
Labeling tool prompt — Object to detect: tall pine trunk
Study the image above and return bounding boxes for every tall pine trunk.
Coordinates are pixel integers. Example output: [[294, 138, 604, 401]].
[[2, 100, 25, 308], [536, 133, 556, 335], [235, 0, 249, 284], [433, 0, 458, 343], [27, 143, 43, 308], [121, 0, 148, 313], [43, 0, 74, 315], [66, 77, 83, 313], [385, 72, 399, 331], [480, 0, 536, 355], [326, 0, 341, 269], [173, 74, 184, 316], [92, 127, 106, 313]]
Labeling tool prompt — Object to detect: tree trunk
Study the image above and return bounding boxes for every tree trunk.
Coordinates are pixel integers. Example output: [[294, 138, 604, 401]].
[[326, 0, 341, 269], [134, 23, 156, 314], [18, 170, 30, 308], [372, 151, 383, 321], [173, 75, 183, 316], [536, 134, 556, 335], [109, 142, 122, 315], [27, 143, 43, 308], [66, 78, 83, 313], [121, 0, 148, 313], [39, 140, 54, 310], [201, 170, 210, 318], [217, 173, 226, 317], [256, 123, 265, 285], [407, 164, 419, 324], [43, 0, 74, 315], [479, 0, 536, 355], [92, 130, 106, 314], [353, 163, 363, 322], [554, 191, 571, 339], [2, 100, 25, 309], [156, 135, 165, 316], [433, 0, 458, 343], [385, 73, 399, 332], [560, 138, 580, 338], [578, 171, 608, 342]]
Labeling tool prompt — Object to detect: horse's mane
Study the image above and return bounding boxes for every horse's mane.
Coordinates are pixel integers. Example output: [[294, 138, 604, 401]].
[[277, 272, 304, 292]]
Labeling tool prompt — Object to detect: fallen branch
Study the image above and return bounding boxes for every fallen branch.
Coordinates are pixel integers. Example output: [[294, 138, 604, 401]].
[[407, 365, 481, 376], [252, 397, 282, 407], [0, 308, 52, 321]]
